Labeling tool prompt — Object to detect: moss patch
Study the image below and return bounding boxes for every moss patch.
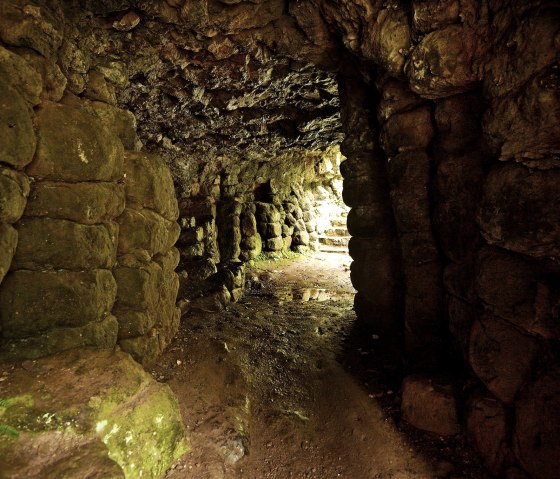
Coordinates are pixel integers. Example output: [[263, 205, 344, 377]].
[[0, 349, 189, 479]]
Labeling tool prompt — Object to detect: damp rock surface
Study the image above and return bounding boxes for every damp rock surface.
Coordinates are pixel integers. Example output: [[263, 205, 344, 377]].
[[0, 348, 188, 479]]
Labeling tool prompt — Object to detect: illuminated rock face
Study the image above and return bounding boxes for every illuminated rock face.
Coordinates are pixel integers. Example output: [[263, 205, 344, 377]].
[[0, 1, 559, 477]]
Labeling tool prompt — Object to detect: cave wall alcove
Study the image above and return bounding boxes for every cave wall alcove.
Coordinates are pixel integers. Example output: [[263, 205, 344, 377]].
[[0, 0, 559, 478]]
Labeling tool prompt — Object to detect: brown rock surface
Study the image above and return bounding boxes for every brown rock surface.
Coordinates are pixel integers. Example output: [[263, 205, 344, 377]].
[[401, 375, 460, 436], [466, 391, 509, 476], [28, 102, 123, 182], [514, 366, 560, 479], [469, 315, 539, 404], [405, 25, 482, 99], [479, 163, 560, 259]]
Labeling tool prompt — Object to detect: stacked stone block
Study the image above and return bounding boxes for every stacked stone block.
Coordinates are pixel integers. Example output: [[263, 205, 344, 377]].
[[378, 79, 445, 362], [178, 196, 219, 275], [256, 201, 284, 252], [289, 188, 318, 253], [355, 3, 560, 475], [217, 198, 242, 262], [0, 99, 124, 361], [338, 76, 402, 337], [114, 151, 181, 365], [240, 205, 262, 261]]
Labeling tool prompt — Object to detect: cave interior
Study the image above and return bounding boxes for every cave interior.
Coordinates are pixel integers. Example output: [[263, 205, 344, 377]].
[[0, 1, 559, 478]]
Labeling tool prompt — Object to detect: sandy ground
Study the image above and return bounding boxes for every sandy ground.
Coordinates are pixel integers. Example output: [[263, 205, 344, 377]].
[[152, 253, 490, 479]]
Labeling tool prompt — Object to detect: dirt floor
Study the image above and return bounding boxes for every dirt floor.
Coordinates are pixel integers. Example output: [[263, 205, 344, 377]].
[[152, 252, 491, 479]]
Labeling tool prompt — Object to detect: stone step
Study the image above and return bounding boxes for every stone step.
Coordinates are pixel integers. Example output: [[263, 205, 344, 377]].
[[318, 235, 350, 247], [324, 227, 348, 237], [330, 218, 347, 227], [319, 244, 349, 254]]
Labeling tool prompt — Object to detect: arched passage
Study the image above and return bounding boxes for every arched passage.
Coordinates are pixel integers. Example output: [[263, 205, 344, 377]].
[[0, 1, 559, 478]]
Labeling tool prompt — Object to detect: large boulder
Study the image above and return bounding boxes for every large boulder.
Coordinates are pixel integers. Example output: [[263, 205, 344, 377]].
[[479, 163, 560, 259], [381, 106, 433, 156], [405, 25, 481, 99], [0, 45, 42, 104], [0, 315, 118, 362], [0, 223, 18, 284], [0, 167, 30, 224], [412, 0, 460, 34], [401, 375, 460, 436], [0, 79, 36, 168], [27, 102, 123, 182], [469, 315, 539, 404], [514, 366, 560, 479], [117, 208, 180, 258], [365, 6, 410, 76], [466, 391, 509, 476], [0, 0, 64, 58], [24, 181, 125, 225], [12, 219, 118, 270], [0, 348, 188, 479], [0, 269, 117, 338], [123, 152, 178, 221]]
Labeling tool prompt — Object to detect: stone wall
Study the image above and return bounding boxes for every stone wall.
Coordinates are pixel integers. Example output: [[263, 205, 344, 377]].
[[0, 20, 180, 365], [327, 3, 560, 477], [175, 148, 345, 313], [0, 1, 558, 477]]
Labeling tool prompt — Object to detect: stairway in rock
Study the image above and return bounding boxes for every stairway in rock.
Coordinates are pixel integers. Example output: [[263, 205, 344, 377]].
[[316, 203, 350, 254]]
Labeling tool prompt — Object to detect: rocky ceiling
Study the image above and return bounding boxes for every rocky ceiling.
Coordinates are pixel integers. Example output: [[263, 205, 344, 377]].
[[51, 0, 354, 194], [4, 0, 556, 194]]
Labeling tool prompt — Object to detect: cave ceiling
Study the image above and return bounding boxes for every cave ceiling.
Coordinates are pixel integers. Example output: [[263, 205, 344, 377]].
[[57, 0, 357, 193]]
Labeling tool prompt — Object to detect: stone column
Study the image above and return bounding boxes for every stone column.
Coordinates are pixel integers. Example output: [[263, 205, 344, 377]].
[[338, 74, 403, 337], [114, 151, 181, 365]]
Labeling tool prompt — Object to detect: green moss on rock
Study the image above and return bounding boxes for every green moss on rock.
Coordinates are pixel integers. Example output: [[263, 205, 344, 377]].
[[0, 349, 189, 479]]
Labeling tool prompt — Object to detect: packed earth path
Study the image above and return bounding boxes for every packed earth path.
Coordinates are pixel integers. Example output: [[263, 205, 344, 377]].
[[152, 252, 489, 479]]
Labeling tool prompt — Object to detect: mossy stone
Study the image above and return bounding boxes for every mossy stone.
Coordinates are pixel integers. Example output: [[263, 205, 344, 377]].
[[27, 102, 123, 182], [0, 2, 63, 59], [117, 208, 180, 257], [24, 181, 125, 225], [0, 167, 30, 223], [0, 45, 42, 104], [90, 101, 142, 151], [115, 311, 155, 340], [0, 79, 36, 168], [118, 334, 161, 366], [0, 315, 118, 362], [113, 262, 162, 312], [0, 269, 117, 338], [123, 152, 179, 221], [0, 223, 18, 284], [12, 219, 118, 270], [0, 349, 188, 478]]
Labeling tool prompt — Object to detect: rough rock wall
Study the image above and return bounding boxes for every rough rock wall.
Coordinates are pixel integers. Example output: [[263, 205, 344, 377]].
[[0, 8, 181, 365], [339, 74, 403, 339], [176, 147, 344, 313], [321, 2, 559, 477], [114, 151, 182, 364], [0, 1, 558, 477]]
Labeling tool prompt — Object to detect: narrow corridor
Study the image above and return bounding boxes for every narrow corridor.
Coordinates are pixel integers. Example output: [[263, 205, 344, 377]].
[[153, 253, 488, 479]]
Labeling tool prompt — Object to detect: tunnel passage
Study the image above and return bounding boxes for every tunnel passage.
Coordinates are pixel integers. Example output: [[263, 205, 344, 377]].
[[0, 1, 559, 478]]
